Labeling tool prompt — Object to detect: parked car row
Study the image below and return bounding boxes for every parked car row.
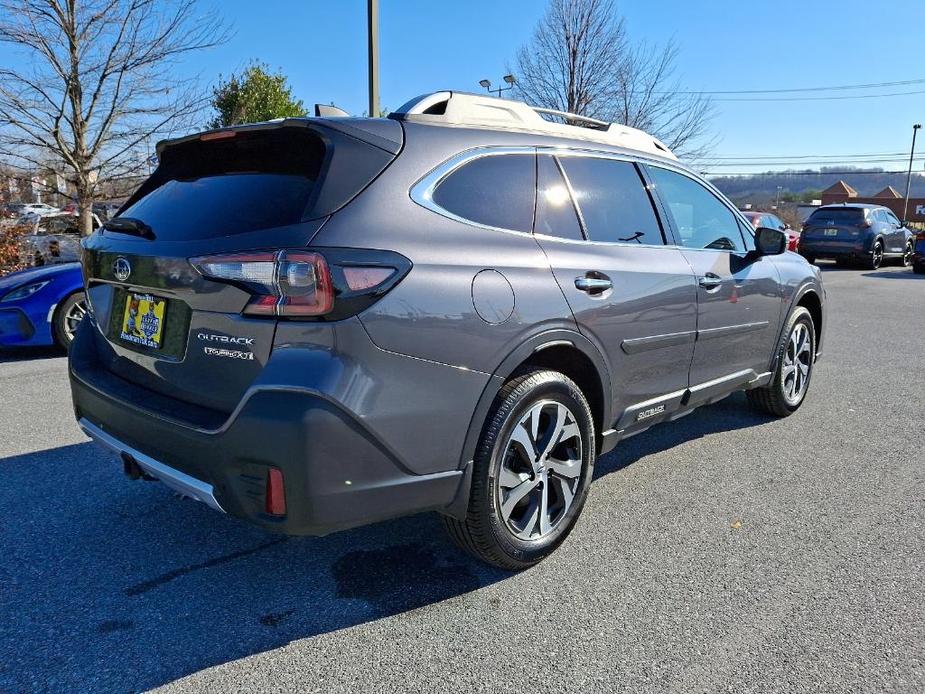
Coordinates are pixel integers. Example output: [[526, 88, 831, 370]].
[[741, 210, 800, 252]]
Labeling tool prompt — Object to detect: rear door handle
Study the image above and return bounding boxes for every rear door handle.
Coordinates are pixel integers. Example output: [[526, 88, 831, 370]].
[[575, 275, 612, 293], [698, 273, 723, 290]]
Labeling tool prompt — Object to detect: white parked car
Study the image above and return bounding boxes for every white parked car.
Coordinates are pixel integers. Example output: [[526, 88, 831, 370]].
[[19, 212, 101, 265], [15, 203, 61, 225]]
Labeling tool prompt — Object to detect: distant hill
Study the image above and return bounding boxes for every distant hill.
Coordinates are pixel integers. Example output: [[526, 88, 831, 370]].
[[709, 167, 925, 207]]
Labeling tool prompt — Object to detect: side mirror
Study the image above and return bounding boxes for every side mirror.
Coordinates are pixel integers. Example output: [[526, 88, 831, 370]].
[[755, 226, 787, 255]]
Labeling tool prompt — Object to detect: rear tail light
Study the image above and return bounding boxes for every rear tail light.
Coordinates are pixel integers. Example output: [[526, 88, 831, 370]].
[[861, 220, 872, 229], [265, 468, 286, 516], [192, 248, 411, 319]]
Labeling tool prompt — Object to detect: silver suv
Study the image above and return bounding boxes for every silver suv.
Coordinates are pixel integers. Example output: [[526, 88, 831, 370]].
[[70, 91, 825, 569]]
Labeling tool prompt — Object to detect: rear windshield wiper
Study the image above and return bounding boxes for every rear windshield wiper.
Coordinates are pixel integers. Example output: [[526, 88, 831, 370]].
[[103, 217, 155, 240]]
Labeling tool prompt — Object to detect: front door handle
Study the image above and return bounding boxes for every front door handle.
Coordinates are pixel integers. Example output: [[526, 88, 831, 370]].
[[575, 275, 612, 293], [698, 273, 723, 290]]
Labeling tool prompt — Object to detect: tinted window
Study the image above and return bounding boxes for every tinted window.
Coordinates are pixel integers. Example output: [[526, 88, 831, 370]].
[[121, 129, 325, 240], [559, 157, 664, 244], [433, 154, 535, 232], [648, 167, 745, 252], [535, 155, 583, 240], [807, 208, 865, 225]]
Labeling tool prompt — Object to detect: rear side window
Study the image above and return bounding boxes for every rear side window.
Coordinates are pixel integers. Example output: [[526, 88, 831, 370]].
[[559, 157, 664, 245], [647, 166, 746, 252], [432, 154, 536, 232], [120, 129, 325, 240], [807, 208, 865, 225], [535, 155, 583, 240]]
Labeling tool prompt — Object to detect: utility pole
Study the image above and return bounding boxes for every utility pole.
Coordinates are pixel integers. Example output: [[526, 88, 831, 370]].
[[367, 0, 380, 118], [775, 185, 782, 210], [904, 123, 921, 222]]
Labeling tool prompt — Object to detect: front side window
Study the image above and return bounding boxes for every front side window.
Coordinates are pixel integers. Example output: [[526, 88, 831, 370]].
[[535, 155, 583, 240], [432, 153, 536, 232], [648, 166, 746, 252], [884, 209, 902, 226], [559, 157, 664, 244]]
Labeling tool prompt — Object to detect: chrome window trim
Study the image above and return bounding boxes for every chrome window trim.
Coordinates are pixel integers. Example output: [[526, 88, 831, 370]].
[[409, 146, 538, 237], [409, 144, 754, 253]]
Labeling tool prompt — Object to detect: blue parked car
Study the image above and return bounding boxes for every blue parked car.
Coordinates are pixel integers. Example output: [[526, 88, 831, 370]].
[[0, 262, 86, 349]]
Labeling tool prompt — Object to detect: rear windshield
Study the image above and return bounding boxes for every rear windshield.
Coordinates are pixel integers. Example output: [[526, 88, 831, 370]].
[[119, 129, 325, 241], [807, 208, 865, 225]]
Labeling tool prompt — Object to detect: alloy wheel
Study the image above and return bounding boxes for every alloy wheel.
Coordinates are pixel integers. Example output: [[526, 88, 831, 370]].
[[781, 322, 812, 406], [872, 242, 883, 269], [903, 241, 913, 267], [496, 400, 583, 541], [63, 298, 88, 342]]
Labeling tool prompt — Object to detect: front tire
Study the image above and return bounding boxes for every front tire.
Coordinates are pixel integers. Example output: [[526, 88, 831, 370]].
[[53, 291, 87, 349], [443, 369, 595, 570], [747, 306, 816, 417], [902, 240, 914, 267]]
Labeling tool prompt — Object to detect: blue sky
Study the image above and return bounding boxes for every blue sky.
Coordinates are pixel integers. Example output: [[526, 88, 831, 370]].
[[6, 1, 925, 173]]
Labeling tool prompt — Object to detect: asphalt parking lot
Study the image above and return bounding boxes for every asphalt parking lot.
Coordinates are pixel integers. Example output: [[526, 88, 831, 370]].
[[1, 265, 923, 692]]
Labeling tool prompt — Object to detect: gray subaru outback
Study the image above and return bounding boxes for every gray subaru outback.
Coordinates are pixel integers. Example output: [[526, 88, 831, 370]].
[[70, 91, 825, 569]]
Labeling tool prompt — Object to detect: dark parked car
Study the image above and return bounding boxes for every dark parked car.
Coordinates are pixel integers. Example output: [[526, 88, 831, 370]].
[[741, 211, 799, 252], [800, 204, 914, 269], [913, 230, 925, 274], [70, 92, 826, 569]]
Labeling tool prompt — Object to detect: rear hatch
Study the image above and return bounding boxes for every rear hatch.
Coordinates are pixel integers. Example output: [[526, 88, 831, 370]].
[[802, 207, 867, 247], [80, 119, 402, 414]]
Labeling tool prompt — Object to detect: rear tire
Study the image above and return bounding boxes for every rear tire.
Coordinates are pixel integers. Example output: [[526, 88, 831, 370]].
[[53, 291, 87, 349], [443, 369, 595, 570], [914, 262, 925, 275], [865, 240, 884, 270], [747, 306, 815, 418]]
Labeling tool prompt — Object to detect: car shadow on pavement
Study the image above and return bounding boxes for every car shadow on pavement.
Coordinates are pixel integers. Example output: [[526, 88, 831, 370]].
[[862, 270, 925, 280], [0, 441, 508, 691], [0, 396, 771, 691], [0, 346, 66, 363], [593, 392, 773, 480]]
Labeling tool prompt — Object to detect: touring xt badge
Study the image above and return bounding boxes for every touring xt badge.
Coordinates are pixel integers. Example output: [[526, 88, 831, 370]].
[[198, 332, 255, 360]]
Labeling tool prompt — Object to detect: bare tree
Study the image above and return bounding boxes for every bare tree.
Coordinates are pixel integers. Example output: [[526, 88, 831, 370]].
[[515, 0, 626, 119], [0, 0, 229, 234], [514, 0, 715, 158]]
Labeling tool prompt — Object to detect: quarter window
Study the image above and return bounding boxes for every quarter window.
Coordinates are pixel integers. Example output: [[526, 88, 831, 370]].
[[648, 167, 746, 252], [558, 157, 664, 244], [432, 153, 536, 232]]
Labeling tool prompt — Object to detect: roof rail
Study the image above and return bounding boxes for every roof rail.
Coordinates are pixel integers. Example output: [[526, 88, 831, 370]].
[[390, 91, 676, 160]]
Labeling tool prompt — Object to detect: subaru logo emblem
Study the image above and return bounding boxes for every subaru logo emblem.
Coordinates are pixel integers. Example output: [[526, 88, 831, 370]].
[[113, 257, 131, 282]]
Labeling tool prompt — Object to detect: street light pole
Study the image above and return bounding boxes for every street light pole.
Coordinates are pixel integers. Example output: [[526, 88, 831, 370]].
[[479, 75, 517, 98], [903, 123, 921, 222], [367, 0, 380, 118]]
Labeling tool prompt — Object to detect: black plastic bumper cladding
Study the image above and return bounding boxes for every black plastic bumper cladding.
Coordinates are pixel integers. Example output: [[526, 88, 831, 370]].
[[69, 321, 462, 535]]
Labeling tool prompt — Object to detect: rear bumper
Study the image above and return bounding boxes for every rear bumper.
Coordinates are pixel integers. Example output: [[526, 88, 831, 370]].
[[799, 237, 872, 260], [69, 318, 485, 536]]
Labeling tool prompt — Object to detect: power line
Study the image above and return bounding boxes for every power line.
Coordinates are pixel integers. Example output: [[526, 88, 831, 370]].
[[713, 89, 925, 102], [703, 170, 916, 177], [666, 77, 925, 95], [707, 152, 908, 160]]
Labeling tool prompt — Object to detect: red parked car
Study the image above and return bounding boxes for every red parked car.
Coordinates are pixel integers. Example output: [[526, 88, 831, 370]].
[[741, 211, 800, 252]]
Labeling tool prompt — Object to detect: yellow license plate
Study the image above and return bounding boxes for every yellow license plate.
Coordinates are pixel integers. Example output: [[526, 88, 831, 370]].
[[119, 293, 167, 349]]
